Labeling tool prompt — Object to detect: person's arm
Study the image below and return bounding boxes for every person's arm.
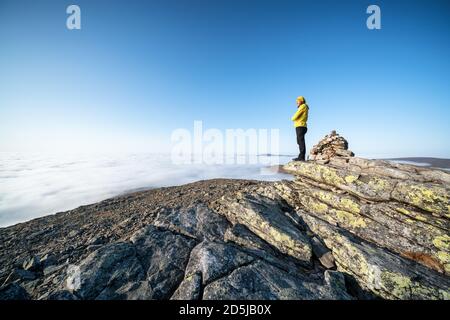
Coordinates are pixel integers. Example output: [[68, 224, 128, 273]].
[[291, 105, 305, 121]]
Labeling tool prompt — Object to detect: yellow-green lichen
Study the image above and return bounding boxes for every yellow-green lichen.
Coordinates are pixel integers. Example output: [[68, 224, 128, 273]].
[[409, 284, 440, 300], [335, 210, 367, 228], [368, 176, 391, 192], [314, 190, 333, 202], [414, 215, 428, 222], [311, 189, 361, 214], [436, 251, 450, 265], [250, 218, 311, 261], [380, 272, 412, 299], [401, 183, 448, 214], [445, 264, 450, 275], [439, 289, 450, 300], [320, 166, 346, 186], [433, 235, 450, 252], [396, 207, 410, 215], [340, 198, 361, 214], [345, 175, 359, 184], [395, 207, 429, 222], [185, 274, 194, 281], [309, 200, 328, 214]]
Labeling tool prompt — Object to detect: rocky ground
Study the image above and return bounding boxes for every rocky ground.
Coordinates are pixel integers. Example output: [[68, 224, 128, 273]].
[[0, 133, 449, 300]]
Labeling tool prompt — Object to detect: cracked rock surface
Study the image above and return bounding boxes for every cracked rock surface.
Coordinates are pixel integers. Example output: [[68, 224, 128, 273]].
[[1, 143, 449, 300]]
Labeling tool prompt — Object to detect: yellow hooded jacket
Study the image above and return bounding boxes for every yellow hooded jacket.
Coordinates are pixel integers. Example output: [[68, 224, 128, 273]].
[[291, 103, 309, 127]]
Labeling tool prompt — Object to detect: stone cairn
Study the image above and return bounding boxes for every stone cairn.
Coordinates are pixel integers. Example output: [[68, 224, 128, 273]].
[[309, 130, 354, 163]]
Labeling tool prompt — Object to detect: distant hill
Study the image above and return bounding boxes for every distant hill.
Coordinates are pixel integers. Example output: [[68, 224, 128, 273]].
[[385, 157, 450, 169]]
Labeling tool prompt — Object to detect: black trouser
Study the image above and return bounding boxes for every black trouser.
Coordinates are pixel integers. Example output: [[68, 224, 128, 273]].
[[296, 126, 307, 160]]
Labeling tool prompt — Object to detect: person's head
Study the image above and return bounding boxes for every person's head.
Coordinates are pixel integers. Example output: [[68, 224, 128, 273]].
[[296, 96, 305, 107]]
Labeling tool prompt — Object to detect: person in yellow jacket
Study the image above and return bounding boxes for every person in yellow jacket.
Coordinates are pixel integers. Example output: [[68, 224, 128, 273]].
[[291, 96, 309, 161]]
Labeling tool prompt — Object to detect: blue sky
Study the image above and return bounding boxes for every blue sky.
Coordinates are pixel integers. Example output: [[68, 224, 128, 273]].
[[0, 0, 449, 157]]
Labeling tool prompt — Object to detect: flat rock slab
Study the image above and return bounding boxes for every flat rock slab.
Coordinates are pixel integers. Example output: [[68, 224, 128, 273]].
[[216, 193, 312, 264], [129, 225, 198, 299], [300, 213, 450, 300], [224, 223, 306, 274], [153, 204, 230, 241], [284, 161, 450, 218], [71, 242, 144, 300], [184, 241, 254, 285], [203, 260, 352, 300], [171, 272, 202, 300], [282, 181, 449, 273]]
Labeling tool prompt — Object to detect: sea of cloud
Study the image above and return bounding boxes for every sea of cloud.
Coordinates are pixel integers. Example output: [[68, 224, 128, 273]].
[[0, 152, 293, 227]]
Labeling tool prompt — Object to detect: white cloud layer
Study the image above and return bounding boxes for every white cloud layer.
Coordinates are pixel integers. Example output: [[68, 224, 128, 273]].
[[0, 152, 292, 227]]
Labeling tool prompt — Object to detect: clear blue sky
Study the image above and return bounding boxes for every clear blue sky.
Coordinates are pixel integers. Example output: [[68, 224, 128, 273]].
[[1, 0, 449, 157]]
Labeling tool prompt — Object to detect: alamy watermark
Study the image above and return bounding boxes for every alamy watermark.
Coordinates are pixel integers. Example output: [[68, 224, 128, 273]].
[[171, 121, 280, 172], [367, 5, 381, 30], [65, 5, 380, 31], [66, 5, 81, 30]]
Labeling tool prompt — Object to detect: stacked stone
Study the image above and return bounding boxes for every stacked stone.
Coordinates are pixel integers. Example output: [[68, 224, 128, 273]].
[[309, 130, 354, 162]]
